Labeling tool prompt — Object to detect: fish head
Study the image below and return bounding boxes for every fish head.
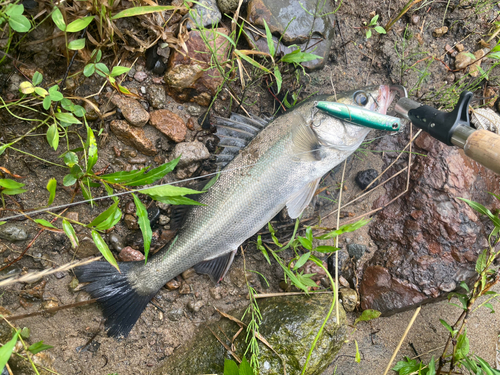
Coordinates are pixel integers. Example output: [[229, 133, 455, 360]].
[[311, 85, 401, 149]]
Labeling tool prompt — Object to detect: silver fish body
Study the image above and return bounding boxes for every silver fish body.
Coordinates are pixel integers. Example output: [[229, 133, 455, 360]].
[[75, 85, 396, 337]]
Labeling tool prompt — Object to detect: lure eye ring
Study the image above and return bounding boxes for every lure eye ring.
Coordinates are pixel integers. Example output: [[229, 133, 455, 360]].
[[353, 91, 369, 106]]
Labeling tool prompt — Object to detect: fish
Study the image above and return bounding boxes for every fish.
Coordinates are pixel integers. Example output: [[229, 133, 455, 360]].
[[75, 85, 400, 338]]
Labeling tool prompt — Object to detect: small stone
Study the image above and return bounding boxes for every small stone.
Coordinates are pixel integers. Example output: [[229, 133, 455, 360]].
[[187, 104, 203, 116], [444, 44, 453, 54], [110, 120, 157, 156], [355, 169, 379, 190], [124, 201, 136, 214], [124, 214, 139, 230], [147, 85, 167, 109], [445, 72, 455, 84], [119, 246, 145, 261], [113, 146, 121, 157], [455, 43, 464, 52], [41, 298, 59, 311], [340, 288, 358, 312], [179, 282, 192, 294], [167, 308, 184, 321], [54, 271, 66, 279], [339, 275, 350, 288], [187, 300, 204, 312], [128, 156, 148, 164], [150, 110, 187, 143], [148, 205, 161, 228], [186, 117, 195, 130], [470, 48, 488, 77], [346, 244, 367, 260], [411, 14, 420, 25], [182, 268, 197, 280], [159, 215, 170, 225], [75, 236, 100, 257], [69, 277, 79, 291], [455, 51, 473, 69], [432, 26, 448, 38], [209, 287, 222, 300], [76, 291, 91, 303], [172, 141, 210, 167], [134, 71, 148, 82], [84, 99, 100, 121], [108, 233, 124, 252], [0, 224, 28, 242], [185, 0, 221, 29], [176, 163, 199, 180], [20, 280, 46, 300], [166, 279, 180, 290], [217, 0, 243, 13], [110, 95, 150, 127]]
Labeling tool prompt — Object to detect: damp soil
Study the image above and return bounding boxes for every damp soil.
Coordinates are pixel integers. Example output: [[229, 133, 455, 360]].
[[1, 0, 500, 374]]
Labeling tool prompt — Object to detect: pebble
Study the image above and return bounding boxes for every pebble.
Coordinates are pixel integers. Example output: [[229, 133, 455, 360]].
[[455, 43, 464, 52], [119, 246, 145, 261], [110, 120, 157, 156], [146, 85, 167, 109], [149, 109, 187, 143], [209, 287, 222, 300], [124, 214, 139, 230], [186, 117, 195, 130], [346, 244, 367, 260], [432, 26, 448, 38], [134, 71, 148, 82], [185, 0, 221, 29], [159, 215, 170, 225], [340, 288, 358, 312], [187, 104, 203, 116], [217, 0, 243, 13], [167, 308, 184, 321], [54, 272, 66, 279], [355, 169, 378, 190], [179, 282, 192, 294], [187, 300, 204, 312], [128, 156, 148, 164], [0, 224, 28, 242], [171, 141, 210, 167], [41, 298, 59, 311], [83, 99, 100, 121], [182, 268, 197, 280], [455, 51, 472, 70], [74, 236, 100, 257], [411, 14, 420, 25], [110, 95, 150, 127], [166, 279, 180, 290], [124, 201, 136, 214]]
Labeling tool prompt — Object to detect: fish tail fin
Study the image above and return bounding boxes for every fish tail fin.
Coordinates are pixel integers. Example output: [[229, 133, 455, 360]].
[[74, 261, 156, 338]]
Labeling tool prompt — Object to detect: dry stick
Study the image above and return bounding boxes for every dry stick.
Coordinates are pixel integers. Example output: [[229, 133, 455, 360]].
[[253, 291, 333, 299], [6, 299, 97, 322], [382, 306, 422, 375], [335, 161, 347, 325]]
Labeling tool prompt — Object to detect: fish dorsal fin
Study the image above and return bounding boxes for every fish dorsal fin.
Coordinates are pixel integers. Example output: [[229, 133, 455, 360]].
[[286, 178, 321, 219], [213, 113, 272, 169], [194, 250, 237, 283], [291, 123, 323, 162]]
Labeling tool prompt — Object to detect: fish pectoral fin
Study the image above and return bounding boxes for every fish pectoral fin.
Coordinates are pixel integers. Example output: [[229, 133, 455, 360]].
[[291, 123, 323, 161], [194, 250, 237, 283], [286, 178, 321, 219]]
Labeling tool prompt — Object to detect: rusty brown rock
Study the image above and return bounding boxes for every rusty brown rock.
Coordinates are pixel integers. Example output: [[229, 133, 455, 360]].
[[165, 28, 231, 106], [149, 110, 187, 143], [110, 95, 150, 127], [119, 246, 145, 262], [361, 132, 500, 315], [166, 279, 181, 290], [110, 120, 157, 156]]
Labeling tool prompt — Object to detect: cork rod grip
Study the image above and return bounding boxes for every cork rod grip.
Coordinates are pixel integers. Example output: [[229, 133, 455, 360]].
[[463, 129, 500, 175]]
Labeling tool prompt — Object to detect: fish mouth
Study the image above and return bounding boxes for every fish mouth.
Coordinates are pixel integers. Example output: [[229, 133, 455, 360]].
[[376, 85, 407, 115]]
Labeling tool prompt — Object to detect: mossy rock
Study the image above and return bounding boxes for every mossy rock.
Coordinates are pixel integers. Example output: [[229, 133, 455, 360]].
[[154, 294, 347, 375]]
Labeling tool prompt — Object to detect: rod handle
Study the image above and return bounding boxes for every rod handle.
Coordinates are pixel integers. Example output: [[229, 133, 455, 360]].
[[463, 129, 500, 175]]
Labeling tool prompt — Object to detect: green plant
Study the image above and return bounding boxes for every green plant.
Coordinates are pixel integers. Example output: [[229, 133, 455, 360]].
[[363, 15, 386, 39], [224, 357, 254, 375], [393, 194, 500, 375], [83, 49, 132, 94], [0, 3, 31, 64], [0, 178, 26, 208]]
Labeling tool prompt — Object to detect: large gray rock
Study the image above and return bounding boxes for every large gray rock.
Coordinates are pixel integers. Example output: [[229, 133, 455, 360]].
[[153, 294, 347, 375], [0, 224, 28, 242]]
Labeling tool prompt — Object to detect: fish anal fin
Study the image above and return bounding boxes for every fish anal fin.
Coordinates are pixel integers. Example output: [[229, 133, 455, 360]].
[[194, 250, 237, 283], [286, 178, 321, 219], [291, 124, 323, 162]]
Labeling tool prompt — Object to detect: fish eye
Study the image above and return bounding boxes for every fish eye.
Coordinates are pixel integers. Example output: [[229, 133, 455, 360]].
[[353, 91, 369, 106]]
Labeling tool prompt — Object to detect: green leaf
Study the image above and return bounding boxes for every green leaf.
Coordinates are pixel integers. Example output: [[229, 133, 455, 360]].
[[238, 356, 253, 375], [46, 123, 59, 151], [297, 236, 312, 250], [484, 302, 495, 313], [6, 4, 24, 17], [392, 357, 420, 375], [83, 63, 96, 77], [458, 197, 500, 227], [316, 217, 371, 240], [355, 339, 361, 363], [374, 26, 386, 34], [60, 99, 74, 111], [234, 49, 271, 73], [72, 105, 86, 117], [366, 28, 372, 39], [86, 126, 98, 173], [369, 14, 379, 25], [91, 230, 119, 272], [1, 188, 27, 195], [34, 219, 57, 229], [149, 195, 203, 205], [87, 202, 120, 229], [100, 167, 149, 184], [110, 66, 131, 77], [459, 281, 469, 292], [9, 14, 31, 32], [0, 330, 19, 371], [0, 143, 12, 156], [46, 178, 57, 205], [33, 71, 43, 86], [62, 219, 78, 249], [262, 19, 275, 57], [27, 340, 53, 355], [427, 356, 436, 375], [124, 158, 180, 186], [111, 5, 176, 20], [133, 193, 152, 262], [34, 87, 48, 97], [455, 330, 469, 361], [0, 179, 25, 189], [66, 16, 94, 32], [95, 63, 109, 77], [67, 38, 85, 50], [257, 235, 271, 264], [142, 185, 202, 197], [224, 359, 239, 375], [102, 182, 118, 203], [293, 252, 311, 270], [55, 112, 81, 125], [203, 172, 220, 191], [354, 309, 381, 325], [476, 249, 488, 273], [63, 174, 77, 186], [0, 221, 5, 225], [79, 181, 93, 205], [281, 49, 322, 64], [314, 246, 339, 253], [63, 151, 78, 167], [440, 319, 455, 335], [476, 356, 496, 375], [51, 7, 66, 31], [43, 96, 52, 110], [273, 65, 282, 94]]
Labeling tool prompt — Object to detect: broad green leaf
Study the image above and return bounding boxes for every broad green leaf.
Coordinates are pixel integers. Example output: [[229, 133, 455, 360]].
[[48, 85, 63, 100], [476, 249, 488, 273], [238, 356, 253, 375], [110, 66, 131, 77], [19, 81, 35, 94], [262, 19, 275, 57], [9, 14, 31, 32], [34, 219, 57, 229], [366, 28, 372, 39], [459, 281, 469, 292], [95, 63, 109, 77], [100, 167, 149, 183], [0, 221, 5, 225], [296, 273, 318, 288], [1, 188, 27, 195], [34, 87, 48, 97], [67, 38, 85, 50], [223, 359, 239, 375], [142, 185, 202, 197], [293, 252, 311, 270], [86, 126, 98, 172], [6, 4, 24, 16], [149, 195, 203, 205], [51, 7, 66, 31], [458, 197, 500, 226], [66, 16, 93, 32], [27, 340, 53, 355], [133, 193, 152, 262], [314, 246, 339, 253], [427, 356, 436, 375], [88, 202, 119, 228], [60, 99, 74, 111], [392, 357, 420, 375], [91, 230, 119, 272], [354, 309, 381, 325], [0, 179, 25, 189], [0, 331, 19, 371], [297, 236, 312, 250], [55, 112, 81, 124], [475, 356, 497, 375], [83, 63, 95, 77], [455, 331, 469, 361], [72, 105, 86, 117], [46, 123, 59, 151], [316, 217, 371, 240], [42, 96, 51, 110], [203, 172, 220, 191], [111, 5, 176, 20], [63, 151, 78, 167], [374, 26, 386, 34], [439, 319, 454, 335], [274, 65, 282, 94], [62, 219, 78, 248], [124, 158, 180, 186], [484, 302, 495, 313], [33, 71, 43, 85], [281, 49, 322, 64], [63, 174, 77, 186], [46, 178, 57, 205], [369, 14, 379, 25], [355, 339, 361, 363]]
